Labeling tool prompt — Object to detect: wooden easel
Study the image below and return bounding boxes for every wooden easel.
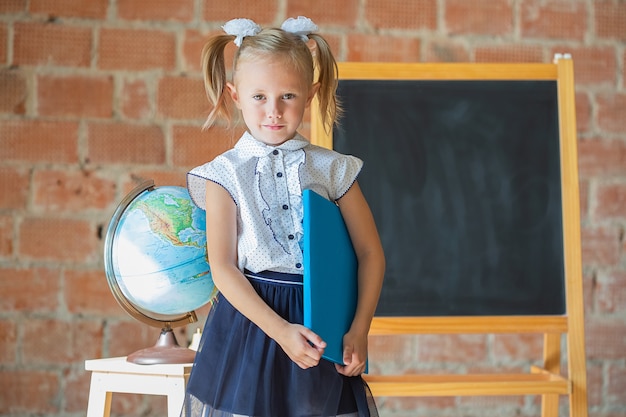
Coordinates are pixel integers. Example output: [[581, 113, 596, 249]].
[[310, 57, 588, 416]]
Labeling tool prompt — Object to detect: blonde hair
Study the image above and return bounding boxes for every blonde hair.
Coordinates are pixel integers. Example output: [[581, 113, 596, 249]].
[[201, 27, 341, 133]]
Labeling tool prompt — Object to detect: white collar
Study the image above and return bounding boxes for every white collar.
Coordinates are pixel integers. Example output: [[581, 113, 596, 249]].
[[234, 131, 309, 157]]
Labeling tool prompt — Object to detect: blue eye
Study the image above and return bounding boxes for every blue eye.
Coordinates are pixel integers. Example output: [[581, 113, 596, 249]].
[[283, 93, 295, 100], [253, 94, 265, 100]]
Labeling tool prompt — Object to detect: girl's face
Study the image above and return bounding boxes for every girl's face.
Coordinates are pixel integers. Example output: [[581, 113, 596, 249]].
[[227, 56, 319, 146]]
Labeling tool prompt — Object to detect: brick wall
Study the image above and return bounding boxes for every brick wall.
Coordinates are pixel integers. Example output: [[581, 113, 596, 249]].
[[0, 1, 624, 416]]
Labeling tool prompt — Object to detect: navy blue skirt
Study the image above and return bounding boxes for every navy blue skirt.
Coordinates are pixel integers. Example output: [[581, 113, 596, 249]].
[[181, 270, 378, 417]]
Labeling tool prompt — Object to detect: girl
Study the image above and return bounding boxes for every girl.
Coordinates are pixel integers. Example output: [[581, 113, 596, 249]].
[[183, 16, 385, 417]]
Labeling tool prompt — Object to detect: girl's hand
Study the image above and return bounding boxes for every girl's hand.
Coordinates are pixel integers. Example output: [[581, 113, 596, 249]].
[[275, 323, 326, 369], [335, 329, 368, 376]]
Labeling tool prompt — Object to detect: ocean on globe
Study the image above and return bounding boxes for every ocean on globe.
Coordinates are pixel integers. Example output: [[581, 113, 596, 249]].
[[110, 185, 215, 316]]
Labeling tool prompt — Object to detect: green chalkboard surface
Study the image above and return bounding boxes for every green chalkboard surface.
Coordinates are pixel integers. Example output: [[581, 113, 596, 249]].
[[333, 80, 566, 317]]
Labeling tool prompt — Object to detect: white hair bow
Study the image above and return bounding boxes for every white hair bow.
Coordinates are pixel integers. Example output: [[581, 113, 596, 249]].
[[281, 16, 319, 41], [222, 18, 262, 47]]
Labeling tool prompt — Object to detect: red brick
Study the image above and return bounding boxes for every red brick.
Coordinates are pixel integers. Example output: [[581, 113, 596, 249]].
[[424, 39, 470, 63], [320, 34, 341, 62], [521, 0, 587, 40], [583, 270, 594, 314], [98, 28, 176, 71], [86, 122, 166, 165], [596, 270, 626, 314], [203, 0, 278, 25], [577, 137, 626, 178], [0, 69, 27, 114], [0, 267, 60, 312], [38, 74, 113, 118], [607, 362, 626, 406], [347, 34, 420, 62], [457, 395, 525, 409], [0, 370, 60, 414], [107, 320, 161, 358], [118, 0, 194, 22], [595, 182, 626, 219], [0, 166, 29, 210], [143, 395, 169, 416], [65, 269, 123, 315], [63, 368, 92, 413], [585, 317, 626, 360], [29, 0, 108, 19], [595, 0, 626, 41], [124, 170, 188, 190], [32, 169, 117, 211], [623, 51, 626, 86], [13, 22, 91, 67], [579, 178, 589, 220], [23, 318, 103, 364], [107, 392, 149, 416], [0, 320, 17, 364], [596, 92, 626, 134], [418, 334, 488, 363], [550, 46, 617, 86], [446, 0, 513, 36], [366, 0, 436, 30], [530, 389, 573, 410], [581, 226, 622, 266], [0, 0, 26, 13], [586, 362, 603, 407], [492, 333, 543, 360], [0, 24, 7, 64], [288, 0, 358, 27], [121, 78, 150, 119], [158, 76, 206, 120], [0, 120, 79, 163], [183, 29, 206, 73], [368, 335, 416, 367], [575, 91, 591, 133], [474, 45, 544, 63], [381, 396, 457, 413], [0, 215, 13, 257], [18, 217, 98, 262], [183, 29, 228, 73], [172, 124, 237, 168]]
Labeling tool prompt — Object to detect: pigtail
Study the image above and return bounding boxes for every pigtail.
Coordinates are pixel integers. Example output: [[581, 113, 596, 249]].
[[309, 34, 343, 134], [201, 34, 235, 129]]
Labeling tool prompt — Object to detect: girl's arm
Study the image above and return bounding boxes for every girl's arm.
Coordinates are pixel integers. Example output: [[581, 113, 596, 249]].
[[204, 181, 327, 369], [336, 181, 386, 376]]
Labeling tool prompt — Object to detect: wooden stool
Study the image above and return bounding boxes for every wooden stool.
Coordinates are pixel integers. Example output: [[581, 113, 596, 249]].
[[85, 357, 193, 417]]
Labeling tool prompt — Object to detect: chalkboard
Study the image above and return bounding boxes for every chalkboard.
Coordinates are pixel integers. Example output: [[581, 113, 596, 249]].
[[311, 61, 588, 415], [333, 79, 566, 317]]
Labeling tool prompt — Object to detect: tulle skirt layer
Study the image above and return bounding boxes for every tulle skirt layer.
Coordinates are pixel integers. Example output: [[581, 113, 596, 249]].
[[180, 271, 378, 417]]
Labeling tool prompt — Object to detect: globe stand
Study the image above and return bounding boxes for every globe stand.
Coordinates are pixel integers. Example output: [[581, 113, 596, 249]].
[[127, 325, 196, 365]]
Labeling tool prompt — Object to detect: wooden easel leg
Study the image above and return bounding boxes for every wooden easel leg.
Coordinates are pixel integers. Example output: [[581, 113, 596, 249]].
[[541, 333, 561, 417], [568, 322, 589, 417], [556, 55, 589, 417], [542, 394, 560, 417]]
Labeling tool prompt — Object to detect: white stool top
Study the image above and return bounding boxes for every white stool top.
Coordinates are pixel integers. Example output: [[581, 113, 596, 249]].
[[85, 357, 193, 376]]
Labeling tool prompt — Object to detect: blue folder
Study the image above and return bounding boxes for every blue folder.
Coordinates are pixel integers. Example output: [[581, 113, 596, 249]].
[[303, 189, 358, 366]]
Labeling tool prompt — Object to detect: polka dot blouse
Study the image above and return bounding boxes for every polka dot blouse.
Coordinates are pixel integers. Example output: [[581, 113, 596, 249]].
[[187, 131, 363, 275]]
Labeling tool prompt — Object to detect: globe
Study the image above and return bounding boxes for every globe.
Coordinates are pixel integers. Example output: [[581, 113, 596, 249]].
[[104, 179, 215, 364]]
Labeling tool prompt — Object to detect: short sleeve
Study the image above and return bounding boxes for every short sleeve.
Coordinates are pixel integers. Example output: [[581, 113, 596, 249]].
[[187, 157, 237, 210], [330, 154, 363, 201]]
